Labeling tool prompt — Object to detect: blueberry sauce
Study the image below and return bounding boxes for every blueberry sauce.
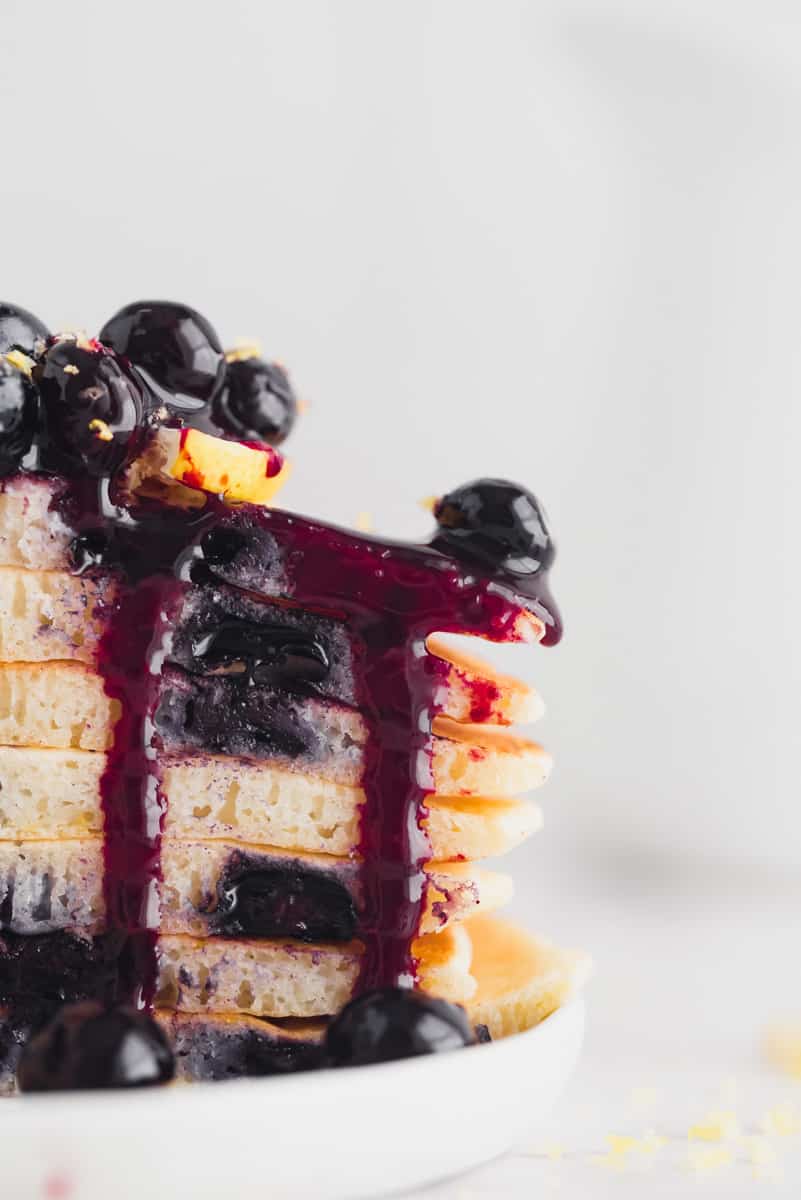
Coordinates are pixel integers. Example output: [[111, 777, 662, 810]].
[[55, 479, 213, 1010], [96, 572, 180, 1008], [465, 675, 502, 724]]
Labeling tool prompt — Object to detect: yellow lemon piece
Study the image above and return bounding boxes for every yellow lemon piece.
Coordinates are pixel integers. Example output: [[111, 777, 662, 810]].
[[688, 1110, 740, 1142], [167, 427, 290, 505], [4, 350, 35, 377], [124, 427, 290, 509]]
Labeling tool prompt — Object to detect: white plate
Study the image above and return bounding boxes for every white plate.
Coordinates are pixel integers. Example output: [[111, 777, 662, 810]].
[[0, 1000, 584, 1199]]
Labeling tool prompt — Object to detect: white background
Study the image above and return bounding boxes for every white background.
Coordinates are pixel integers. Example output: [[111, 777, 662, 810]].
[[4, 2, 801, 1193]]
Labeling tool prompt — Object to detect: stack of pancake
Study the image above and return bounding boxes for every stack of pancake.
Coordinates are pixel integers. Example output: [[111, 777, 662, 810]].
[[0, 467, 587, 1088]]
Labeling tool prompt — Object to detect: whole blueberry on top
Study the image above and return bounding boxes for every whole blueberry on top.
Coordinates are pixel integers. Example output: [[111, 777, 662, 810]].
[[210, 354, 298, 445], [16, 1001, 175, 1091], [0, 360, 38, 477], [35, 335, 144, 477], [432, 478, 555, 577], [325, 988, 476, 1067], [0, 302, 50, 357], [99, 300, 225, 412]]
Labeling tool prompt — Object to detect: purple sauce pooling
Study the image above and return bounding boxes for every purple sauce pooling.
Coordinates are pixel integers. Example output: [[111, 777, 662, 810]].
[[55, 484, 561, 1007]]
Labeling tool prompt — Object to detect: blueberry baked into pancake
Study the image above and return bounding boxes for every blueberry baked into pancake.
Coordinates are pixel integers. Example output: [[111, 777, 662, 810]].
[[0, 300, 588, 1092]]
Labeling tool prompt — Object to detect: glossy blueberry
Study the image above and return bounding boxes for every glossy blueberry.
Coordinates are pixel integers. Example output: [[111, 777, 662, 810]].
[[198, 526, 249, 569], [99, 301, 225, 412], [184, 520, 284, 592], [433, 478, 554, 576], [0, 302, 50, 357], [211, 356, 297, 445], [190, 618, 329, 686], [16, 1001, 175, 1091], [325, 988, 476, 1067], [215, 862, 357, 942], [0, 361, 38, 477], [35, 337, 144, 477]]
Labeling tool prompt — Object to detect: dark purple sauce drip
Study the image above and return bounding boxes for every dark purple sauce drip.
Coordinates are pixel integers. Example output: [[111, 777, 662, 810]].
[[96, 576, 177, 1008], [47, 481, 560, 1007], [58, 478, 209, 1009]]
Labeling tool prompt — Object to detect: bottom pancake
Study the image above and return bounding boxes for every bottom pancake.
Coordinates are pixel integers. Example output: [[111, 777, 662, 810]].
[[466, 915, 591, 1038], [157, 1011, 327, 1081]]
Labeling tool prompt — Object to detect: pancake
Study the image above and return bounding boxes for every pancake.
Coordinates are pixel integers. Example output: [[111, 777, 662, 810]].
[[466, 915, 591, 1038], [0, 475, 75, 571], [0, 564, 545, 739], [426, 634, 544, 725], [0, 839, 104, 935], [155, 923, 475, 1019], [156, 1010, 327, 1081], [0, 566, 113, 664], [0, 835, 511, 942], [159, 839, 512, 938], [0, 745, 542, 860], [423, 796, 543, 861], [0, 747, 105, 839], [0, 662, 116, 751], [163, 756, 546, 851], [0, 667, 551, 796]]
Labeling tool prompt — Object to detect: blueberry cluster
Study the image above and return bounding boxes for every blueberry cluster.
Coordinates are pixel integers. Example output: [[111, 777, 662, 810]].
[[0, 301, 299, 480]]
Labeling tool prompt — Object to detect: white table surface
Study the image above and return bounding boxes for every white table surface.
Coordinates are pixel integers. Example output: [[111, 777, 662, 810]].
[[403, 842, 801, 1198]]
